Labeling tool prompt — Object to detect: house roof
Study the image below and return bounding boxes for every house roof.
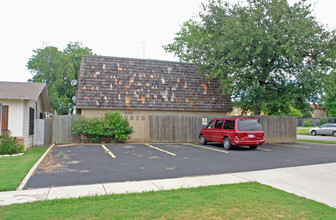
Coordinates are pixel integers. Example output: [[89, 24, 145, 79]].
[[310, 104, 325, 110], [76, 55, 232, 112], [0, 81, 51, 112]]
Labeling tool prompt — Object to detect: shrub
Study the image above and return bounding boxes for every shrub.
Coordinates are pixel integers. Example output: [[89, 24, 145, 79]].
[[71, 111, 133, 143], [287, 106, 303, 118], [102, 111, 133, 142], [303, 120, 311, 127], [71, 117, 89, 136], [0, 131, 24, 155], [319, 117, 327, 126]]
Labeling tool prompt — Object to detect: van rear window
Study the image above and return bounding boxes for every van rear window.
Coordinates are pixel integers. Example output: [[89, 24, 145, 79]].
[[237, 119, 262, 131]]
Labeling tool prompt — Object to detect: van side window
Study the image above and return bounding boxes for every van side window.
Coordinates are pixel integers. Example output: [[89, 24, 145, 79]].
[[207, 120, 215, 129], [214, 120, 224, 129], [224, 120, 235, 129]]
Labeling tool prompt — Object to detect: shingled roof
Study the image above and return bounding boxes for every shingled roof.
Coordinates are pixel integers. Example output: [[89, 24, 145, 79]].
[[0, 81, 51, 112], [76, 55, 232, 112]]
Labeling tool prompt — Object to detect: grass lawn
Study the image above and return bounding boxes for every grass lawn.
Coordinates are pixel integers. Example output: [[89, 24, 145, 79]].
[[297, 139, 336, 145], [297, 126, 315, 135], [1, 182, 335, 219], [0, 147, 48, 191]]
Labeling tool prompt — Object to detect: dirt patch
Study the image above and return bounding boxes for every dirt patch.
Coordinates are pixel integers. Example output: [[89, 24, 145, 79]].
[[34, 147, 68, 174]]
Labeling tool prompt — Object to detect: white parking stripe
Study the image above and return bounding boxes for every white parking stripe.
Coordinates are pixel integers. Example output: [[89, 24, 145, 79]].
[[101, 145, 116, 159], [239, 146, 271, 151], [145, 144, 176, 156], [184, 143, 229, 154]]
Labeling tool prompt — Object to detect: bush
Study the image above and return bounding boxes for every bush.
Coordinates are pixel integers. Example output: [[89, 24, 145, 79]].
[[287, 106, 303, 118], [319, 117, 327, 126], [71, 111, 133, 143], [303, 120, 311, 127], [0, 131, 24, 155]]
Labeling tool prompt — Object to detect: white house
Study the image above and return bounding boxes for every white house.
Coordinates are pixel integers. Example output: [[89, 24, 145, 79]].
[[0, 81, 51, 149]]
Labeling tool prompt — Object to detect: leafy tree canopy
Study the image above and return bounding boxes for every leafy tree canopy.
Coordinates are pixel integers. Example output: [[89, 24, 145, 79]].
[[271, 105, 312, 118], [324, 71, 336, 117], [27, 42, 94, 115], [164, 0, 336, 115]]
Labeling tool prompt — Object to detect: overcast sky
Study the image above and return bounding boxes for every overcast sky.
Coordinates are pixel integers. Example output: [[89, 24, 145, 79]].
[[0, 0, 335, 82]]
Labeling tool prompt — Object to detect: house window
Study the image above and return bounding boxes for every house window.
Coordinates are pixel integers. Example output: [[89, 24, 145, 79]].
[[235, 107, 238, 116], [40, 112, 44, 119], [29, 107, 34, 135]]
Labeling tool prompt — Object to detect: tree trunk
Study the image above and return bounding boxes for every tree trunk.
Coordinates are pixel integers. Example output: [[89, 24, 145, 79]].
[[255, 105, 261, 115]]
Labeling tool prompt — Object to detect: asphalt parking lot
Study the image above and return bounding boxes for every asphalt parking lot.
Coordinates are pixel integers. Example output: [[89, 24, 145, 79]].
[[24, 142, 336, 189]]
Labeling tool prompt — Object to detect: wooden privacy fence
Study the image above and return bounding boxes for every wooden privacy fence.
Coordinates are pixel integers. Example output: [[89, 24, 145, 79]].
[[34, 115, 78, 146], [53, 115, 77, 145], [34, 119, 53, 146], [149, 115, 296, 143], [34, 114, 296, 146]]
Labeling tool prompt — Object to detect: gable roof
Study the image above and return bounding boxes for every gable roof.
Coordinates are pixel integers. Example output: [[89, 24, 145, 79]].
[[0, 81, 51, 112], [77, 55, 232, 112]]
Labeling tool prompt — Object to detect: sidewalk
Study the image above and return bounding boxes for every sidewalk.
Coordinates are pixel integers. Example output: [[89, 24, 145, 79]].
[[1, 162, 336, 208]]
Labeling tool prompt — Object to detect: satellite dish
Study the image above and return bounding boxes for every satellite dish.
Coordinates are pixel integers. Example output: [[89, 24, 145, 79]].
[[72, 96, 76, 103], [71, 79, 78, 86]]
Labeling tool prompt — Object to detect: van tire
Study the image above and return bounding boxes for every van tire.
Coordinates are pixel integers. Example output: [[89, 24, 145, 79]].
[[200, 135, 207, 145], [223, 137, 232, 150]]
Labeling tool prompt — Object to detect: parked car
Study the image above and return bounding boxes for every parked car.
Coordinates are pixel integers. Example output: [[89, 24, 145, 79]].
[[310, 123, 336, 136], [199, 118, 265, 150]]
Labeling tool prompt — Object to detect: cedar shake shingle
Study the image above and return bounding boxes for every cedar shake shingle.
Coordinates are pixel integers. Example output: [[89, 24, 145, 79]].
[[76, 55, 232, 112]]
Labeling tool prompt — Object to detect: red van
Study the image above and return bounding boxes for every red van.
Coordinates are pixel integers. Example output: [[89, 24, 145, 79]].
[[199, 118, 265, 150]]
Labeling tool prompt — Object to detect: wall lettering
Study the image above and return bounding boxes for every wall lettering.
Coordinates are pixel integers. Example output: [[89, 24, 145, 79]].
[[123, 115, 146, 121]]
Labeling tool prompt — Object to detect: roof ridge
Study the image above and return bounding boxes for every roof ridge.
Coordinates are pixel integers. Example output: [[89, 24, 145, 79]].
[[82, 55, 193, 65]]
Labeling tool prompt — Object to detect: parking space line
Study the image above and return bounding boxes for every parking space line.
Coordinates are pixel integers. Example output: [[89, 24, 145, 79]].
[[184, 143, 229, 154], [145, 144, 176, 156], [257, 147, 272, 151], [272, 143, 311, 149], [239, 146, 271, 151], [101, 145, 116, 159]]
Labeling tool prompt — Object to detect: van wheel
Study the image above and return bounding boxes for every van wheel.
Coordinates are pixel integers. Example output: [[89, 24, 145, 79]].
[[249, 146, 258, 150], [199, 135, 207, 145], [333, 131, 336, 137], [311, 130, 317, 136], [223, 137, 232, 150]]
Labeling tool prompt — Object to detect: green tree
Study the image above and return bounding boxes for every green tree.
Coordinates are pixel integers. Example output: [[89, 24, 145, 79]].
[[63, 42, 94, 75], [27, 42, 94, 115], [324, 71, 336, 116], [164, 0, 336, 115]]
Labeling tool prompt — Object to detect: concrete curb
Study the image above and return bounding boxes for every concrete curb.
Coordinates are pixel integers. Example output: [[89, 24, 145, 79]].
[[0, 153, 24, 157], [16, 143, 55, 191]]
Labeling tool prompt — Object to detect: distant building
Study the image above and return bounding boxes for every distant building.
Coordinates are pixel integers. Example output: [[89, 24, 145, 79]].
[[0, 82, 51, 148], [310, 104, 327, 118], [228, 106, 252, 116], [76, 55, 232, 142]]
